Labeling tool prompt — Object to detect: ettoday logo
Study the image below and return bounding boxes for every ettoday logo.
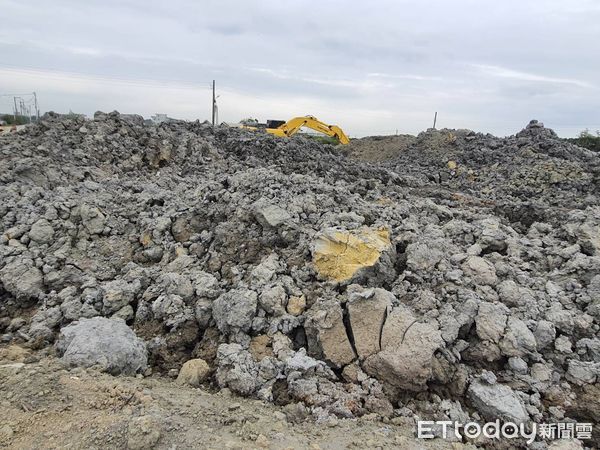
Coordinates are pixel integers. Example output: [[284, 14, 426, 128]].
[[417, 420, 593, 444]]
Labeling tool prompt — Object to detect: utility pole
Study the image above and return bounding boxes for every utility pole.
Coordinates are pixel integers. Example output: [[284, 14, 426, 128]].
[[13, 97, 18, 123], [433, 111, 438, 129], [20, 98, 27, 122], [33, 92, 39, 120], [211, 80, 216, 127]]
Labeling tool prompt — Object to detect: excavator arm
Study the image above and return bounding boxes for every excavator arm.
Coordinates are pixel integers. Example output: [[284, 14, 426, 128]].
[[266, 116, 350, 144]]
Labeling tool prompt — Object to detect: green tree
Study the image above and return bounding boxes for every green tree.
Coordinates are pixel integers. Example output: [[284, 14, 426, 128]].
[[1, 114, 29, 125], [566, 129, 600, 152]]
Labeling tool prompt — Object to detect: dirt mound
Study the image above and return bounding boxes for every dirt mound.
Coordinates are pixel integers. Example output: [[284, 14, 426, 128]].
[[1, 112, 599, 447], [343, 134, 416, 162]]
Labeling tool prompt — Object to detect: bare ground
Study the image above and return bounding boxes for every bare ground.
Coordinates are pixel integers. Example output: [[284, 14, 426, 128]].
[[0, 348, 466, 450], [343, 135, 416, 162]]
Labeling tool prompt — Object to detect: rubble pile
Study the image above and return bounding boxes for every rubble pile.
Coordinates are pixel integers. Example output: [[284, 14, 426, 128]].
[[1, 112, 599, 445], [349, 121, 600, 231]]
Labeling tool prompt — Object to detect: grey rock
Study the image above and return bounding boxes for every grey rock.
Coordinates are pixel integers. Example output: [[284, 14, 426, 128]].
[[534, 320, 556, 350], [475, 302, 508, 343], [508, 356, 528, 374], [212, 289, 258, 334], [101, 279, 141, 315], [258, 284, 287, 316], [112, 304, 134, 322], [554, 335, 572, 354], [480, 370, 497, 385], [467, 379, 529, 423], [191, 271, 220, 298], [576, 338, 600, 361], [151, 294, 193, 329], [157, 273, 194, 302], [0, 259, 44, 300], [31, 306, 62, 329], [545, 305, 575, 335], [285, 348, 333, 375], [4, 113, 600, 425], [438, 310, 461, 344], [566, 360, 599, 385], [250, 254, 284, 285], [406, 242, 443, 272], [530, 363, 553, 383], [363, 305, 444, 392], [499, 317, 537, 357], [253, 200, 292, 228], [497, 280, 534, 307], [462, 256, 498, 286], [79, 204, 106, 234], [304, 298, 356, 368], [194, 297, 213, 329], [29, 219, 55, 244], [56, 317, 147, 375], [28, 323, 54, 341], [7, 317, 26, 331], [347, 286, 393, 359], [547, 439, 584, 450], [215, 343, 259, 395]]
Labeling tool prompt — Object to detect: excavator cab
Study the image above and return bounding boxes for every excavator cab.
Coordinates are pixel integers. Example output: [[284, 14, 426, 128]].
[[266, 119, 286, 129]]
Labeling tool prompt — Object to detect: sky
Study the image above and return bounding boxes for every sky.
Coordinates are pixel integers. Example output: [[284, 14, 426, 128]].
[[1, 0, 599, 137]]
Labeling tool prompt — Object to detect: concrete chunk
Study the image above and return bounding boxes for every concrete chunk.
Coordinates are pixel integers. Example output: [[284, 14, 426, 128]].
[[467, 378, 529, 423], [304, 299, 356, 368], [347, 286, 392, 359], [363, 306, 443, 392]]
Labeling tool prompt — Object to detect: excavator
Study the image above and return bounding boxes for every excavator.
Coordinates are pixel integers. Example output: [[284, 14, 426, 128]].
[[239, 115, 350, 145]]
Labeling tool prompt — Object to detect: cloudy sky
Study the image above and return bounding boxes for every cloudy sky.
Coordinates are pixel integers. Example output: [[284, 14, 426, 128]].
[[1, 0, 599, 136]]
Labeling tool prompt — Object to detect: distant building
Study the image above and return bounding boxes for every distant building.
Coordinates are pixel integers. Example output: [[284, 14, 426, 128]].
[[151, 114, 171, 124]]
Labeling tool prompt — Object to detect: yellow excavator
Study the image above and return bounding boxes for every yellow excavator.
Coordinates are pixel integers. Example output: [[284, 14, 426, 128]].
[[240, 115, 350, 145]]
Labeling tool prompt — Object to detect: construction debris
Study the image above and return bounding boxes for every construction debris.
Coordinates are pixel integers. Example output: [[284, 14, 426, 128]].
[[1, 112, 600, 446]]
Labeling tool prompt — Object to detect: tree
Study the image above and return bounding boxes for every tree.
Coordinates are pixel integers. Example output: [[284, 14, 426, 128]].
[[1, 114, 29, 125], [567, 129, 600, 152]]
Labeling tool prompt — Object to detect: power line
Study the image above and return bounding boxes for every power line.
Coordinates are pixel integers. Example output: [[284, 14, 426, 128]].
[[1, 92, 39, 123], [0, 93, 37, 97]]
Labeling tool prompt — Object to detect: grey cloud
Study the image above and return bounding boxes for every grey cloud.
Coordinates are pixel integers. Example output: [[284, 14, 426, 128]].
[[205, 24, 247, 36], [0, 0, 599, 136]]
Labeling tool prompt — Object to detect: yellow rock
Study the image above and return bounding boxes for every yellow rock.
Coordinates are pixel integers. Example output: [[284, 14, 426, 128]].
[[375, 197, 394, 206], [176, 358, 210, 387], [447, 160, 457, 170], [255, 434, 270, 448], [249, 335, 273, 361], [139, 230, 152, 247], [312, 227, 391, 282], [286, 295, 306, 316]]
